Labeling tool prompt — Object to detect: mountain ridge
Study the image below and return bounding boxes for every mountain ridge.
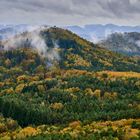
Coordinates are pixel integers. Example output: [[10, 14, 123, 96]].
[[65, 24, 140, 43]]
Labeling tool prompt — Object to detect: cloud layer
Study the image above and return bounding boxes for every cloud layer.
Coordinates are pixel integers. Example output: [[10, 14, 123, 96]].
[[0, 0, 140, 25]]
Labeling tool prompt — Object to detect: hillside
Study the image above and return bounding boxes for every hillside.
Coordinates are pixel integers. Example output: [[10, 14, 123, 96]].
[[1, 27, 140, 71], [0, 115, 140, 139], [101, 32, 140, 55], [0, 27, 140, 139], [42, 28, 140, 71]]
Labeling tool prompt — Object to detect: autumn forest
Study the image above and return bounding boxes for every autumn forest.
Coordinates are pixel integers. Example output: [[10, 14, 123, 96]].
[[0, 27, 140, 140]]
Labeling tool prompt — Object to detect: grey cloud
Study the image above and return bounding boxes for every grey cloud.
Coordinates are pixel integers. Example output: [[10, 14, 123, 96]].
[[0, 0, 140, 25]]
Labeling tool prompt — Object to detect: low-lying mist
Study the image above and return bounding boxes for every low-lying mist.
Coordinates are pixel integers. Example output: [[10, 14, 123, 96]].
[[0, 26, 60, 66]]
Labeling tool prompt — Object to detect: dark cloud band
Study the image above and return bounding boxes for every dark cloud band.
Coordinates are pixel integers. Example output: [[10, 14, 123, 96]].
[[0, 0, 140, 25]]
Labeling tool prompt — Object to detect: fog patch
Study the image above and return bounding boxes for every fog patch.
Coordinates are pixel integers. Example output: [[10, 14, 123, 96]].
[[0, 26, 60, 66]]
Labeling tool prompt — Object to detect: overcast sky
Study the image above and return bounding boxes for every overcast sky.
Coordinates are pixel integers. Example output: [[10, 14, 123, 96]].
[[0, 0, 140, 26]]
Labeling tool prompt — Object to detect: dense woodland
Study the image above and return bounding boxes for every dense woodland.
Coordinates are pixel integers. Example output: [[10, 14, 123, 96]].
[[0, 27, 140, 139]]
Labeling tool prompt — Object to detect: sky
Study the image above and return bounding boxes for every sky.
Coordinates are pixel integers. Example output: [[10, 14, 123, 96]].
[[0, 0, 140, 26]]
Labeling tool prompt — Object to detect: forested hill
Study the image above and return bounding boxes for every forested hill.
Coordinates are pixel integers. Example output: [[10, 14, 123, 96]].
[[42, 28, 140, 72], [0, 27, 140, 139], [1, 27, 140, 72], [100, 32, 140, 56]]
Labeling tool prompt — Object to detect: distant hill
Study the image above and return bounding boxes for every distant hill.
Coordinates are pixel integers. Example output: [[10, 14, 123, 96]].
[[100, 32, 140, 55], [65, 24, 140, 43], [2, 24, 140, 56], [0, 24, 41, 40], [1, 24, 140, 43]]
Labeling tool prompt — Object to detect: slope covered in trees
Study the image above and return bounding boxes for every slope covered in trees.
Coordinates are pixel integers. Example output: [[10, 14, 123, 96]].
[[0, 27, 140, 139], [42, 28, 140, 71], [0, 115, 139, 140], [100, 32, 140, 56]]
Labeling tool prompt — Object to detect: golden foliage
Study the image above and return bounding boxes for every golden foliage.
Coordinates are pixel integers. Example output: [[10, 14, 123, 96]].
[[4, 59, 11, 67], [0, 82, 4, 88], [0, 66, 7, 73], [99, 59, 113, 67], [0, 136, 11, 140], [4, 79, 13, 86], [63, 69, 90, 78], [5, 88, 14, 94], [6, 119, 18, 130], [15, 127, 38, 139], [67, 54, 91, 67], [104, 92, 117, 100], [50, 102, 64, 110], [65, 87, 80, 93], [98, 71, 140, 78], [0, 123, 7, 133], [37, 85, 45, 92], [0, 115, 140, 140], [70, 93, 77, 100], [16, 75, 29, 83], [93, 89, 101, 99], [35, 65, 45, 73], [15, 84, 25, 93], [85, 88, 102, 99], [69, 121, 81, 129]]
